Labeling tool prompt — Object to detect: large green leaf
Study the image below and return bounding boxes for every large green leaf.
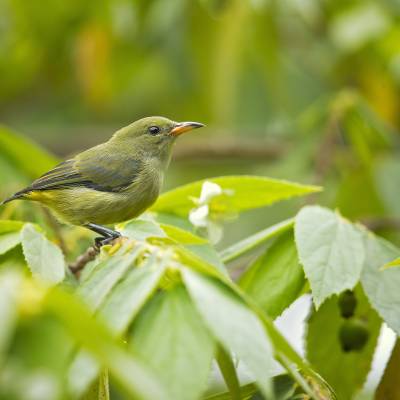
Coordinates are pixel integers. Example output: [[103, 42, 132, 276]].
[[360, 231, 400, 335], [99, 260, 165, 335], [77, 243, 143, 310], [295, 206, 364, 307], [239, 231, 305, 319], [21, 223, 66, 284], [183, 269, 277, 399], [152, 176, 320, 216], [69, 250, 165, 397], [130, 285, 215, 400], [220, 218, 294, 263], [306, 286, 381, 400], [45, 287, 170, 400], [0, 125, 58, 178]]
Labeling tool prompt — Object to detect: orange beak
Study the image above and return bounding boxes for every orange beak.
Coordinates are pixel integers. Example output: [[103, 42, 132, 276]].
[[170, 121, 205, 136]]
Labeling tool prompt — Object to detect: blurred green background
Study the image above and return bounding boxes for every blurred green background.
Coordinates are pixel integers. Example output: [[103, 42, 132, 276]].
[[1, 0, 400, 247], [1, 2, 400, 399]]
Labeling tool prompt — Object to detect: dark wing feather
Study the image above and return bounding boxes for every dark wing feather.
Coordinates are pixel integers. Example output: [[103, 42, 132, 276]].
[[4, 144, 142, 202]]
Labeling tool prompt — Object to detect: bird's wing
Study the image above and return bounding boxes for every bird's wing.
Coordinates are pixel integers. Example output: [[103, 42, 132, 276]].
[[11, 145, 141, 198]]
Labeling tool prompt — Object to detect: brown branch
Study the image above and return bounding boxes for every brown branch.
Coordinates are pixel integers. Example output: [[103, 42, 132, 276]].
[[361, 217, 400, 232], [173, 138, 285, 161], [69, 245, 99, 277]]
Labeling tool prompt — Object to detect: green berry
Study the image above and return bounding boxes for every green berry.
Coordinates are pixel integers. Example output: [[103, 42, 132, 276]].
[[339, 319, 369, 352], [338, 290, 357, 319]]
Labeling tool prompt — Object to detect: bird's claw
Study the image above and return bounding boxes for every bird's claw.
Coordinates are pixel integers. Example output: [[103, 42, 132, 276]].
[[94, 234, 121, 249]]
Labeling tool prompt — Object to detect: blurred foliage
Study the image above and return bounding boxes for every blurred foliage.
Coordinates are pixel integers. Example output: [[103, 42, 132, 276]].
[[2, 0, 400, 399]]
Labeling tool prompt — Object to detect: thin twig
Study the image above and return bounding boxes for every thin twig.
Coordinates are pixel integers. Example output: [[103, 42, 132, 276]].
[[69, 245, 99, 276], [361, 217, 400, 232]]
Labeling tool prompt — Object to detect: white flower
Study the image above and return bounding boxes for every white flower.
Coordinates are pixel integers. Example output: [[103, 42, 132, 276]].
[[189, 204, 209, 227], [198, 181, 223, 204], [188, 181, 233, 244]]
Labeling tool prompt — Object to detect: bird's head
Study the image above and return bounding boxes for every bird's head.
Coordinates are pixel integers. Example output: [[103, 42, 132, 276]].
[[112, 116, 204, 147]]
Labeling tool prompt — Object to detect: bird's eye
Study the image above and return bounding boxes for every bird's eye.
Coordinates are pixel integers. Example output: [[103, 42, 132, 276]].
[[148, 126, 160, 135]]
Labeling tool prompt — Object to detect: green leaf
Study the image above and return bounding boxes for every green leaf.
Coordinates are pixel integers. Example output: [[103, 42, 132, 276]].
[[183, 269, 276, 399], [0, 245, 27, 270], [295, 206, 364, 307], [69, 253, 165, 397], [220, 218, 294, 263], [99, 260, 165, 335], [130, 285, 215, 400], [215, 347, 241, 400], [152, 176, 320, 216], [160, 223, 207, 244], [119, 218, 207, 245], [0, 231, 21, 256], [0, 125, 58, 178], [360, 231, 400, 335], [45, 287, 170, 400], [239, 231, 305, 319], [306, 286, 381, 400], [118, 219, 166, 241], [0, 220, 24, 255], [376, 339, 400, 399], [185, 243, 227, 275], [236, 289, 337, 399], [21, 223, 66, 284], [77, 243, 143, 310]]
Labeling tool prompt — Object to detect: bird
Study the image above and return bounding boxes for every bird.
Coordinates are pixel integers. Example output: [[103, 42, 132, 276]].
[[2, 116, 204, 247]]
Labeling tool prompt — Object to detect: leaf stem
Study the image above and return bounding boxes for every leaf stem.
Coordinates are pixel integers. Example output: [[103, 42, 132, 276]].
[[220, 218, 294, 263]]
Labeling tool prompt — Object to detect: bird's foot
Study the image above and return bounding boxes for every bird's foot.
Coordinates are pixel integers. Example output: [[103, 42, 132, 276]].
[[84, 223, 122, 249], [94, 232, 122, 249]]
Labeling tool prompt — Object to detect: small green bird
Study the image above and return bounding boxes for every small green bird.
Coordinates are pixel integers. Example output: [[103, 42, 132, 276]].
[[2, 116, 204, 246]]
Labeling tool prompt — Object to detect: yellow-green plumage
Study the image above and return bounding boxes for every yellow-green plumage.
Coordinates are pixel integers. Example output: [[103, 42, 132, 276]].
[[3, 117, 203, 240]]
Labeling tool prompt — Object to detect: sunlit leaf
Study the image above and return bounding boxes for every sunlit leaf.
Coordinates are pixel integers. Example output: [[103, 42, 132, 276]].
[[295, 206, 364, 308], [131, 285, 215, 400], [240, 231, 305, 319], [160, 223, 207, 244], [118, 219, 166, 241], [153, 176, 320, 217], [360, 231, 400, 335], [21, 223, 66, 284]]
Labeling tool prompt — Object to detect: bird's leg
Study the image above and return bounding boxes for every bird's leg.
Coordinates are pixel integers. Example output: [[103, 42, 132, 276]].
[[84, 223, 121, 248]]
